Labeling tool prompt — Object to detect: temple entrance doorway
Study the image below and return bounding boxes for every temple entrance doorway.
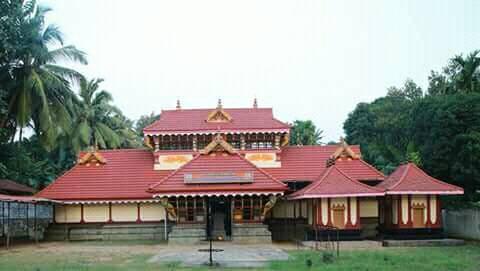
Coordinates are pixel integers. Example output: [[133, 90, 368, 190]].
[[207, 197, 232, 240]]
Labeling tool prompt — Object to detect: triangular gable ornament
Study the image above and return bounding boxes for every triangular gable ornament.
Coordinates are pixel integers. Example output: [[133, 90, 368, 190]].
[[206, 99, 232, 123], [201, 134, 236, 154], [327, 137, 360, 166], [78, 151, 107, 166]]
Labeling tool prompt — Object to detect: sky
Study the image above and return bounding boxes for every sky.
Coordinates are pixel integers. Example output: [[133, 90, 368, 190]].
[[42, 0, 480, 142]]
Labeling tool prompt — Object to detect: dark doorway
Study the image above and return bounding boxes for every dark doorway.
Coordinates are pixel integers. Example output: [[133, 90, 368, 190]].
[[206, 197, 232, 240]]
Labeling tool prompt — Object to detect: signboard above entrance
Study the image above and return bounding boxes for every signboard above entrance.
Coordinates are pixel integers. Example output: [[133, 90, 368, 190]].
[[184, 172, 254, 184]]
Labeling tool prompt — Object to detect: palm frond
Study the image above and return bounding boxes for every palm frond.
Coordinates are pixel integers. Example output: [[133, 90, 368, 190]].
[[47, 45, 88, 65], [42, 24, 64, 46], [43, 64, 85, 84]]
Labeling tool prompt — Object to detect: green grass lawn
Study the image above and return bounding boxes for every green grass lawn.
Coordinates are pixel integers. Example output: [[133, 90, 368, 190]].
[[0, 242, 478, 271]]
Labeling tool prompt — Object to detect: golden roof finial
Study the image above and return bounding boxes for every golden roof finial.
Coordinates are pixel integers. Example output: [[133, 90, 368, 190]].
[[217, 98, 223, 109], [176, 99, 181, 110], [253, 97, 258, 109]]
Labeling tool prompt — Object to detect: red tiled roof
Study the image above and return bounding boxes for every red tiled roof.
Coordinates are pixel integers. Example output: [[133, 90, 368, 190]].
[[288, 166, 384, 199], [143, 108, 290, 135], [148, 153, 287, 196], [377, 163, 464, 195], [36, 149, 172, 200], [0, 179, 36, 194], [264, 145, 384, 182], [36, 145, 386, 201]]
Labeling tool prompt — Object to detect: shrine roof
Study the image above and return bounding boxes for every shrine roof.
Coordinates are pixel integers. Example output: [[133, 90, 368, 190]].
[[148, 152, 287, 197], [36, 149, 172, 201], [377, 163, 464, 195], [288, 165, 384, 199], [264, 145, 385, 182], [143, 107, 290, 135]]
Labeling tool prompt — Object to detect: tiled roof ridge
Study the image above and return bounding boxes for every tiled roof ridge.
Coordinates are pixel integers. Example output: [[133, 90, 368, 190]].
[[333, 165, 385, 193], [299, 166, 334, 194], [356, 159, 385, 178], [161, 107, 273, 112], [388, 163, 412, 190], [406, 163, 462, 190]]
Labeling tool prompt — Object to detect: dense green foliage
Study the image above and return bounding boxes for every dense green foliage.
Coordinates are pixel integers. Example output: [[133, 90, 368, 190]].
[[344, 51, 480, 203], [290, 120, 323, 145], [0, 1, 141, 189]]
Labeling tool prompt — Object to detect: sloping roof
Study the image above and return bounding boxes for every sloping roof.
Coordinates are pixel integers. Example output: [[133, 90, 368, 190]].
[[36, 149, 172, 201], [148, 153, 287, 197], [0, 194, 53, 203], [377, 163, 464, 195], [36, 145, 385, 201], [264, 145, 384, 182], [143, 108, 290, 135], [0, 179, 36, 194], [288, 165, 384, 199]]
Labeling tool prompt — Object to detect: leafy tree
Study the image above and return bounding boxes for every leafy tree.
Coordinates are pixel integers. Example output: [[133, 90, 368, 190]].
[[411, 94, 480, 202], [344, 79, 422, 173], [290, 120, 323, 145], [70, 78, 121, 151], [428, 50, 480, 95], [0, 0, 87, 148], [135, 112, 159, 137]]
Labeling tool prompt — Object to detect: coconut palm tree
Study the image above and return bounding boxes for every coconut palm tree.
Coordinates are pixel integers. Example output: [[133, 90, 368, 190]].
[[0, 1, 87, 146], [449, 50, 480, 93], [71, 78, 123, 152]]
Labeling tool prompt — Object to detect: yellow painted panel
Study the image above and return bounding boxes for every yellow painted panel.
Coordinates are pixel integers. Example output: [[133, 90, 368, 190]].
[[140, 203, 165, 221], [360, 198, 378, 218], [412, 195, 428, 224], [330, 198, 347, 226], [84, 204, 109, 222], [111, 203, 137, 222], [55, 204, 81, 223], [245, 153, 281, 168], [156, 155, 193, 170]]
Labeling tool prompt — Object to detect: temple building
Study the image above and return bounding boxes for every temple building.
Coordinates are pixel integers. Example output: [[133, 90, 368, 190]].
[[37, 100, 463, 243]]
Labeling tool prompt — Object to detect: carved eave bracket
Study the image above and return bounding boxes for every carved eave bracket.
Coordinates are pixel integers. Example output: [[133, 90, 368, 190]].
[[262, 195, 278, 219], [78, 151, 107, 166], [201, 134, 236, 155]]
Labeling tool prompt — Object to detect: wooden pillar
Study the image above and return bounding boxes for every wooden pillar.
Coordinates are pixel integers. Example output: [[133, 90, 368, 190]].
[[318, 199, 323, 226], [407, 195, 412, 226], [434, 196, 442, 228], [356, 197, 361, 228], [327, 198, 332, 226], [136, 203, 141, 223], [397, 196, 403, 227], [192, 135, 198, 152], [274, 134, 281, 149], [426, 195, 432, 227], [240, 134, 246, 150], [346, 197, 353, 228], [80, 204, 85, 224], [153, 135, 160, 151], [108, 203, 112, 223]]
